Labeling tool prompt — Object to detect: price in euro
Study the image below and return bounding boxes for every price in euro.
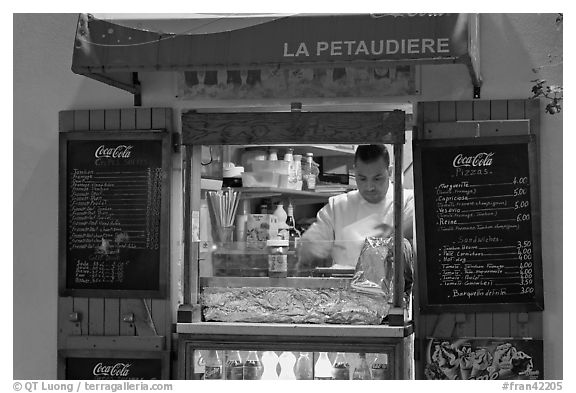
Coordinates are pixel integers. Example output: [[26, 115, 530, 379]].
[[513, 176, 529, 185], [514, 200, 529, 209], [514, 187, 527, 197], [516, 213, 531, 222]]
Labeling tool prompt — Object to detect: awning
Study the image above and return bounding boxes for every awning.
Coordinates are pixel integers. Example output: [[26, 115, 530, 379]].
[[72, 13, 482, 101]]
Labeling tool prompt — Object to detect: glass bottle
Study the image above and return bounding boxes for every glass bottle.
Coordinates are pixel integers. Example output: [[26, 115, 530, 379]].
[[302, 152, 319, 190], [314, 352, 333, 380], [203, 350, 223, 380], [225, 350, 244, 380], [370, 352, 390, 380], [261, 351, 279, 380], [331, 352, 350, 380], [293, 154, 303, 190], [278, 351, 297, 380], [267, 239, 289, 278], [284, 148, 297, 187], [286, 202, 301, 248], [295, 352, 313, 380], [243, 350, 263, 380], [352, 353, 372, 380]]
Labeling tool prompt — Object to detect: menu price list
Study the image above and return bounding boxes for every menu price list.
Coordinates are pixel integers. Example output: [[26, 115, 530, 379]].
[[66, 140, 163, 290], [421, 143, 537, 305]]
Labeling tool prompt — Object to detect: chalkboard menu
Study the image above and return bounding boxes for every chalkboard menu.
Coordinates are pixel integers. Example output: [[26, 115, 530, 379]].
[[62, 350, 169, 379], [59, 131, 170, 297], [413, 135, 543, 312]]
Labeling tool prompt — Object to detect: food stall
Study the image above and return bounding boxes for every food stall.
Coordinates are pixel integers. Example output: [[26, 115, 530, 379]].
[[56, 13, 547, 381]]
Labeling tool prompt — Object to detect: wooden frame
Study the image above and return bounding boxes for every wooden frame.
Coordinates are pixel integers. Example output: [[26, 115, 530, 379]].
[[413, 135, 544, 312], [58, 349, 170, 380], [59, 130, 171, 298]]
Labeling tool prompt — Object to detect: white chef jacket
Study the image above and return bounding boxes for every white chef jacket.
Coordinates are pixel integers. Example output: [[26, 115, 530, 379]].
[[301, 186, 414, 267]]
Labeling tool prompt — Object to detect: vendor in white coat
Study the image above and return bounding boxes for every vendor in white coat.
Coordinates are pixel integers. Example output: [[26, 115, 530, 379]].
[[297, 144, 414, 274]]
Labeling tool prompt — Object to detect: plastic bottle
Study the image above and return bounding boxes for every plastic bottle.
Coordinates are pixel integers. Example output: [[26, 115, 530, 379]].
[[243, 351, 263, 380], [302, 152, 319, 190], [268, 148, 278, 161], [261, 351, 280, 380], [295, 352, 313, 380], [267, 239, 289, 278], [203, 350, 223, 379], [293, 154, 303, 190], [314, 352, 333, 380], [273, 203, 289, 241], [225, 350, 244, 380], [370, 352, 390, 380], [352, 353, 372, 380], [331, 352, 350, 380], [278, 352, 297, 379], [283, 148, 297, 188]]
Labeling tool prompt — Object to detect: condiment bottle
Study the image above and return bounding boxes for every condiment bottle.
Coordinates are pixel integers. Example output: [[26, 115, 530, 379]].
[[370, 352, 390, 380], [267, 239, 289, 278], [243, 350, 263, 380], [268, 148, 278, 161], [352, 352, 371, 380], [273, 203, 289, 241], [295, 352, 313, 380], [284, 148, 297, 187], [293, 154, 303, 190], [203, 350, 223, 379], [302, 152, 319, 190], [314, 352, 333, 380], [225, 350, 244, 380], [331, 352, 350, 380]]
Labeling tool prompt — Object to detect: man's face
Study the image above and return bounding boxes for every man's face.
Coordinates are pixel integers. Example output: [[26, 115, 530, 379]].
[[355, 156, 391, 204]]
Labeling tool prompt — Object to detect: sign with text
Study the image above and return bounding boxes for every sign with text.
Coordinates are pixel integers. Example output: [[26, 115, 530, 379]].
[[61, 351, 169, 380], [59, 131, 171, 297], [413, 136, 543, 312]]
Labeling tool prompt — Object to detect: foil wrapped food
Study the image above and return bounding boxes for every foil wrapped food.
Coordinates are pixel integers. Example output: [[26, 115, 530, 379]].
[[201, 235, 413, 325]]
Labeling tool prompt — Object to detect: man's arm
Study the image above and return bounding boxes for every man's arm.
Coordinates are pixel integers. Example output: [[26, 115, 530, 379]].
[[297, 200, 336, 273]]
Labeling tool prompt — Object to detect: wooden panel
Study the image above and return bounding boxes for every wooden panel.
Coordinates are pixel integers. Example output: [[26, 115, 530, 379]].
[[58, 297, 75, 348], [104, 298, 120, 336], [66, 336, 165, 350], [120, 299, 136, 336], [420, 102, 439, 139], [455, 101, 473, 121], [152, 108, 168, 130], [438, 101, 456, 122], [89, 110, 105, 130], [490, 100, 508, 120], [181, 111, 405, 145], [120, 108, 137, 130], [475, 313, 493, 337], [88, 298, 104, 336], [492, 312, 511, 337], [73, 297, 89, 335], [136, 108, 152, 130], [74, 110, 90, 131], [507, 100, 526, 119], [454, 313, 476, 337], [472, 100, 490, 120], [59, 111, 75, 132], [104, 109, 121, 130]]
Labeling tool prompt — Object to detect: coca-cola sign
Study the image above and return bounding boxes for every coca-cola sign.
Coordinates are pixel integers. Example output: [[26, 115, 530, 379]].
[[452, 152, 494, 168], [94, 145, 133, 158], [92, 362, 132, 377]]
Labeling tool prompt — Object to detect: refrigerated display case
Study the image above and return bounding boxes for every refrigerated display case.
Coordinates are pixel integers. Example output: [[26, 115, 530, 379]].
[[177, 109, 414, 380]]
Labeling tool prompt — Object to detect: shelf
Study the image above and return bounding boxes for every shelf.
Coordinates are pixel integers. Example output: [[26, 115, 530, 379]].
[[177, 321, 413, 338], [241, 144, 356, 157], [237, 187, 340, 200]]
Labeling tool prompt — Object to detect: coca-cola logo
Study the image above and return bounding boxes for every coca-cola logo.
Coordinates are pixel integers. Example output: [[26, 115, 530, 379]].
[[452, 152, 494, 168], [92, 362, 132, 377], [95, 145, 133, 158]]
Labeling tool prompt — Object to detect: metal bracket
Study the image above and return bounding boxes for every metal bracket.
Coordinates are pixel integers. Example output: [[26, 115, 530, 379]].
[[122, 313, 135, 323], [68, 312, 81, 322]]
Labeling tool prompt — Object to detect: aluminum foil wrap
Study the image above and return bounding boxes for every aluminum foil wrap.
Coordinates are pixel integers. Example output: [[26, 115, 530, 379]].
[[201, 287, 389, 325]]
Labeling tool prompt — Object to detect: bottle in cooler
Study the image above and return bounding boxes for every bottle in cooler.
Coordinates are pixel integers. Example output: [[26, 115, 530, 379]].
[[203, 350, 223, 379], [331, 352, 350, 380], [261, 351, 280, 380], [295, 352, 313, 380], [352, 353, 372, 380], [314, 352, 333, 380], [370, 352, 390, 380], [243, 350, 263, 380], [225, 350, 244, 380]]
